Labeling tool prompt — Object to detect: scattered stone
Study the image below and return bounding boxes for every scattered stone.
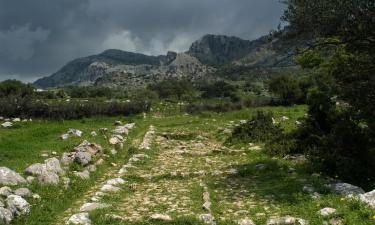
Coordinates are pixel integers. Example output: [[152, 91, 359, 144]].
[[90, 131, 97, 137], [283, 154, 307, 164], [26, 176, 35, 184], [0, 207, 13, 224], [266, 216, 307, 225], [100, 184, 121, 193], [199, 214, 216, 224], [51, 151, 57, 156], [106, 178, 126, 186], [14, 188, 32, 197], [281, 116, 290, 121], [74, 141, 102, 156], [32, 194, 41, 200], [87, 165, 97, 172], [63, 177, 71, 189], [12, 118, 21, 122], [61, 134, 69, 140], [74, 170, 90, 180], [150, 213, 172, 221], [74, 152, 92, 166], [109, 135, 124, 145], [24, 163, 46, 176], [318, 208, 337, 217], [60, 153, 74, 166], [139, 126, 155, 150], [227, 168, 238, 175], [6, 195, 30, 216], [80, 203, 110, 212], [37, 171, 59, 185], [44, 157, 64, 175], [112, 126, 128, 135], [359, 189, 375, 209], [41, 153, 49, 158], [0, 187, 12, 197], [323, 218, 343, 225], [1, 122, 13, 128], [330, 183, 365, 195], [0, 167, 26, 186], [67, 213, 91, 225], [110, 149, 117, 155], [238, 218, 255, 225], [95, 159, 104, 165]]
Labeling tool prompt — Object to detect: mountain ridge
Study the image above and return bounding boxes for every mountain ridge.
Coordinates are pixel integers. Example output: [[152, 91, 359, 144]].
[[34, 32, 303, 89]]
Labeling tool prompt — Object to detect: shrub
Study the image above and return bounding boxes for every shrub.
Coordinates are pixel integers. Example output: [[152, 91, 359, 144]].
[[227, 111, 283, 143]]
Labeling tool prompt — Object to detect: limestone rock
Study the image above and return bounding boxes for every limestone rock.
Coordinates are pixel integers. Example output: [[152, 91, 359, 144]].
[[6, 195, 30, 216], [359, 189, 375, 209], [74, 141, 102, 156], [330, 183, 365, 195], [238, 218, 255, 225], [74, 170, 90, 180], [0, 167, 26, 186], [14, 188, 32, 198], [0, 187, 12, 197], [112, 126, 128, 135], [100, 184, 120, 193], [318, 208, 336, 217], [80, 203, 110, 212], [67, 213, 91, 225], [0, 207, 13, 224], [60, 153, 74, 166], [90, 131, 97, 137], [1, 122, 13, 128], [106, 178, 126, 186], [266, 216, 307, 225], [74, 152, 92, 166], [199, 214, 215, 224], [24, 163, 46, 176], [109, 135, 124, 145], [37, 171, 59, 185], [44, 157, 64, 175], [150, 213, 172, 221]]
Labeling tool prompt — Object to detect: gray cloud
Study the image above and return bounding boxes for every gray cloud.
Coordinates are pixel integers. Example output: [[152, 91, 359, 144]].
[[0, 0, 285, 81]]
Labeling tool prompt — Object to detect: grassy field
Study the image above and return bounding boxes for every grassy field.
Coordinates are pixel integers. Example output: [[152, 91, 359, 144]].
[[1, 104, 374, 225]]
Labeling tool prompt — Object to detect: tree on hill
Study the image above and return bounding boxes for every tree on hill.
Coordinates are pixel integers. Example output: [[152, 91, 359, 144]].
[[268, 75, 302, 105]]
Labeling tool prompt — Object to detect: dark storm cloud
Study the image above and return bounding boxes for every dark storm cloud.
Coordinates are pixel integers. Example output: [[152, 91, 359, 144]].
[[0, 0, 285, 81]]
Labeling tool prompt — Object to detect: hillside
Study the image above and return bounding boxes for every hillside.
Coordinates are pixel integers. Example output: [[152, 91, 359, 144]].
[[34, 32, 305, 89]]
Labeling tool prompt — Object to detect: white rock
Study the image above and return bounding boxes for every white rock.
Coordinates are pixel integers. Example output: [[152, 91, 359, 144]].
[[74, 170, 90, 180], [112, 126, 129, 135], [12, 118, 21, 122], [0, 167, 26, 186], [106, 178, 126, 186], [100, 184, 120, 193], [150, 213, 172, 221], [318, 208, 336, 217], [227, 168, 238, 175], [109, 135, 124, 145], [199, 214, 215, 224], [14, 188, 32, 197], [281, 116, 290, 121], [74, 152, 92, 166], [359, 189, 375, 209], [37, 171, 59, 185], [60, 134, 69, 140], [0, 187, 12, 197], [80, 203, 110, 212], [67, 213, 91, 225], [6, 195, 30, 216], [90, 131, 97, 137], [0, 207, 13, 224], [238, 218, 255, 225]]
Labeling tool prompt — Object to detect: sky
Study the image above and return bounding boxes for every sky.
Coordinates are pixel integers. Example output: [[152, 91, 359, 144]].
[[0, 0, 285, 82]]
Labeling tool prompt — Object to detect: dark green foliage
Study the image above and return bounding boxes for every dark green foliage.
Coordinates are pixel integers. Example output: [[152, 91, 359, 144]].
[[185, 101, 245, 114], [268, 75, 302, 105], [148, 80, 195, 100], [265, 132, 298, 157], [282, 0, 375, 186], [200, 81, 239, 102], [0, 80, 34, 98], [228, 111, 283, 143]]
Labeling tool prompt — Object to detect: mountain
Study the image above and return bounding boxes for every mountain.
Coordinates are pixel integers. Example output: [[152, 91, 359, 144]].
[[34, 31, 306, 89]]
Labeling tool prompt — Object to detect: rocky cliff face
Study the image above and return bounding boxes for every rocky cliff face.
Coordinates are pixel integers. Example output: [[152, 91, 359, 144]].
[[34, 32, 305, 89]]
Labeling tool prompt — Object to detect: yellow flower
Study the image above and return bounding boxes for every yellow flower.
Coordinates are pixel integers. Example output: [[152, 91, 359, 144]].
[[340, 198, 345, 201]]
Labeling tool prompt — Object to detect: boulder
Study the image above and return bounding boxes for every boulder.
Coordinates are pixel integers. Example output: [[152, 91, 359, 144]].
[[74, 170, 90, 180], [44, 157, 64, 175], [0, 167, 26, 186], [0, 187, 12, 197], [79, 203, 110, 212], [60, 152, 74, 166], [90, 131, 97, 137], [199, 214, 215, 224], [26, 176, 35, 184], [112, 126, 129, 135], [266, 216, 307, 225], [330, 183, 365, 195], [37, 171, 59, 185], [74, 141, 102, 156], [24, 163, 46, 176], [67, 129, 82, 137], [74, 152, 92, 166], [109, 135, 124, 145], [1, 122, 13, 128], [86, 165, 97, 172], [318, 208, 336, 217], [12, 118, 21, 122], [0, 207, 13, 224], [100, 184, 120, 193], [6, 195, 30, 216], [14, 188, 32, 198], [238, 218, 255, 225], [106, 178, 126, 186], [359, 189, 375, 209], [67, 213, 91, 225], [150, 214, 172, 221]]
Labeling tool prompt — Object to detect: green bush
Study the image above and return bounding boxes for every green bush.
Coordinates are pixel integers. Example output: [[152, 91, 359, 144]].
[[227, 111, 283, 143]]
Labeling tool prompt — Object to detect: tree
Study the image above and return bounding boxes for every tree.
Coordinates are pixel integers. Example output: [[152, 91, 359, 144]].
[[282, 0, 375, 185], [0, 80, 34, 98], [268, 75, 302, 105]]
